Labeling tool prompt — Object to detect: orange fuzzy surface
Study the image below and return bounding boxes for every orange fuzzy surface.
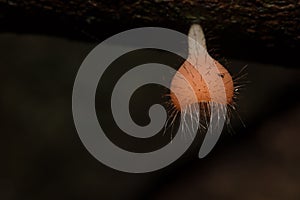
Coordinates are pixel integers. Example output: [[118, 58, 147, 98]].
[[170, 59, 234, 111]]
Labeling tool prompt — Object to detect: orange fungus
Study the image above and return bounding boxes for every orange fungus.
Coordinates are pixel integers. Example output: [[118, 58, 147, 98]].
[[169, 25, 234, 111]]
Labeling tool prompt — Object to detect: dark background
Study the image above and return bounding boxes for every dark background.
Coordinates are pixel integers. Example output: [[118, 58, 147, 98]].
[[1, 1, 300, 199]]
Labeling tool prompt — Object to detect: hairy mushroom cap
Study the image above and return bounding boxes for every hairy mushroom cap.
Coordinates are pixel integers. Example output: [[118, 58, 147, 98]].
[[170, 59, 234, 111]]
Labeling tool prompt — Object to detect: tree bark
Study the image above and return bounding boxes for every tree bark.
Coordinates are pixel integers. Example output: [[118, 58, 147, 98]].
[[0, 0, 299, 67]]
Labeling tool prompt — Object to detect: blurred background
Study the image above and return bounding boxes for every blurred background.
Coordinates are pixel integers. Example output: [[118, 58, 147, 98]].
[[1, 1, 300, 200]]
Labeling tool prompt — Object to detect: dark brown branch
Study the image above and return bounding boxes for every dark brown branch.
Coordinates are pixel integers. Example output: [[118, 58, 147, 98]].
[[0, 0, 299, 67]]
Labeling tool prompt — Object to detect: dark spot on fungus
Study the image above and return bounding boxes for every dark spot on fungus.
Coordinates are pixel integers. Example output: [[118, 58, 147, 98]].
[[217, 73, 225, 78]]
